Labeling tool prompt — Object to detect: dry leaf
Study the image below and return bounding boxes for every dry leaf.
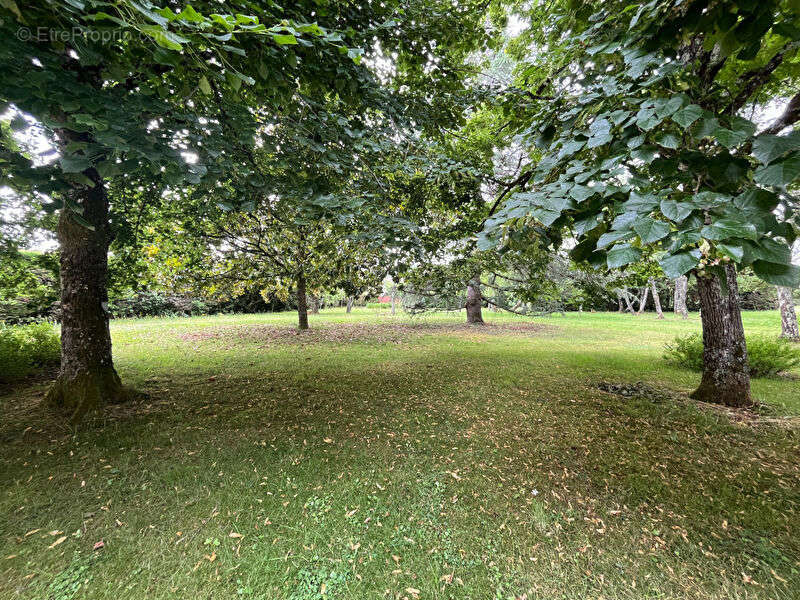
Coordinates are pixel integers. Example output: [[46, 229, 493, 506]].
[[229, 532, 243, 539], [406, 588, 420, 598], [93, 540, 104, 550], [48, 536, 66, 549]]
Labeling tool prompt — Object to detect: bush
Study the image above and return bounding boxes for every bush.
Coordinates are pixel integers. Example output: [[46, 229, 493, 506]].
[[0, 322, 60, 382], [664, 333, 800, 378]]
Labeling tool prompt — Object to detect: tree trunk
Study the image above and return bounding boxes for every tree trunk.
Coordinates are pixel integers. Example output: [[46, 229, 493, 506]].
[[690, 264, 751, 407], [466, 278, 484, 324], [637, 285, 649, 315], [346, 296, 354, 314], [674, 275, 688, 319], [45, 169, 127, 423], [649, 277, 664, 319], [296, 271, 309, 330], [777, 286, 799, 341], [621, 289, 636, 313], [617, 293, 623, 313], [309, 295, 319, 314], [390, 288, 396, 315]]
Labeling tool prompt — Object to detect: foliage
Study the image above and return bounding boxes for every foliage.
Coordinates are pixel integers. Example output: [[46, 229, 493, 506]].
[[0, 250, 59, 322], [0, 321, 60, 381], [484, 0, 800, 289], [108, 291, 209, 319], [664, 332, 800, 377]]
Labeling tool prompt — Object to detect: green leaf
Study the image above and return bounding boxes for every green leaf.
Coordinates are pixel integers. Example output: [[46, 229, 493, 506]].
[[557, 140, 586, 158], [631, 146, 658, 163], [752, 131, 800, 165], [59, 155, 91, 173], [749, 238, 793, 264], [692, 191, 731, 209], [198, 76, 212, 95], [607, 244, 642, 269], [752, 261, 800, 287], [573, 214, 599, 235], [660, 199, 693, 222], [655, 133, 680, 149], [672, 105, 703, 129], [272, 33, 298, 45], [714, 128, 749, 149], [569, 185, 595, 202], [733, 189, 778, 213], [633, 217, 670, 243], [597, 230, 634, 249], [140, 25, 188, 51], [753, 154, 800, 187], [659, 251, 699, 278], [0, 0, 24, 21], [700, 219, 758, 241], [717, 242, 744, 262], [178, 5, 205, 23]]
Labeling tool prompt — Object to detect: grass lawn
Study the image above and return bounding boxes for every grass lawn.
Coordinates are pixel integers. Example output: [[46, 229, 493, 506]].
[[1, 309, 799, 599]]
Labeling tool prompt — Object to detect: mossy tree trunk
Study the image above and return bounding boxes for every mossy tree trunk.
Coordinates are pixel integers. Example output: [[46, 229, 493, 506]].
[[690, 264, 752, 407], [466, 278, 484, 324], [45, 168, 127, 423], [346, 296, 354, 313], [296, 270, 309, 330]]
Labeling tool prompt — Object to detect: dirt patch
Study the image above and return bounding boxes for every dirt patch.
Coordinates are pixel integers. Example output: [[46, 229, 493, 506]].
[[178, 321, 556, 347], [596, 381, 678, 403], [596, 380, 800, 429]]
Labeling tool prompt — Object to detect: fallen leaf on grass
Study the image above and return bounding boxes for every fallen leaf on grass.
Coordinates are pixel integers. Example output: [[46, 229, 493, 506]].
[[93, 540, 104, 550], [229, 532, 243, 539], [406, 588, 420, 598], [48, 536, 66, 549]]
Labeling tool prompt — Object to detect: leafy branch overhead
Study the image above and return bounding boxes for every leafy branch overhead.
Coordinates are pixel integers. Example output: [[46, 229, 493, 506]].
[[482, 0, 800, 288]]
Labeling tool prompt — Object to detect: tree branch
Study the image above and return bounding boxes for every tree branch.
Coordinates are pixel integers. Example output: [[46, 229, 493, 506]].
[[761, 91, 800, 135]]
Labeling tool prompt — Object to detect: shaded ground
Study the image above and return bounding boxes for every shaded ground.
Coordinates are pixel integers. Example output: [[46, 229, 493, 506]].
[[1, 309, 799, 599]]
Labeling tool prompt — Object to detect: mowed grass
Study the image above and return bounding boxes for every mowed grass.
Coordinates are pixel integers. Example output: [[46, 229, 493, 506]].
[[1, 308, 799, 600]]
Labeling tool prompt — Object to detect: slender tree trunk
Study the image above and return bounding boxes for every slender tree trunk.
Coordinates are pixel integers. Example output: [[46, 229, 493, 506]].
[[674, 275, 688, 319], [690, 264, 751, 407], [309, 295, 319, 314], [391, 288, 396, 315], [296, 271, 309, 330], [777, 286, 799, 341], [466, 278, 484, 324], [637, 285, 649, 315], [649, 277, 664, 319], [346, 296, 354, 314], [45, 169, 127, 423], [617, 292, 623, 313], [621, 289, 636, 313]]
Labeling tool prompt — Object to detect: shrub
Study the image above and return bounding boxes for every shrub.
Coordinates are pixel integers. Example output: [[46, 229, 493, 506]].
[[0, 322, 60, 382], [664, 333, 800, 378]]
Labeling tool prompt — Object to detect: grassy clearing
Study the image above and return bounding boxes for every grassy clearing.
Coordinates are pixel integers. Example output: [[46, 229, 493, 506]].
[[1, 309, 799, 599]]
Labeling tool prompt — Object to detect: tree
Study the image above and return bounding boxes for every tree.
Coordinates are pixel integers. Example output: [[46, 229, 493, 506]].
[[674, 276, 689, 318], [777, 285, 799, 340], [483, 0, 800, 407], [0, 0, 369, 420]]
